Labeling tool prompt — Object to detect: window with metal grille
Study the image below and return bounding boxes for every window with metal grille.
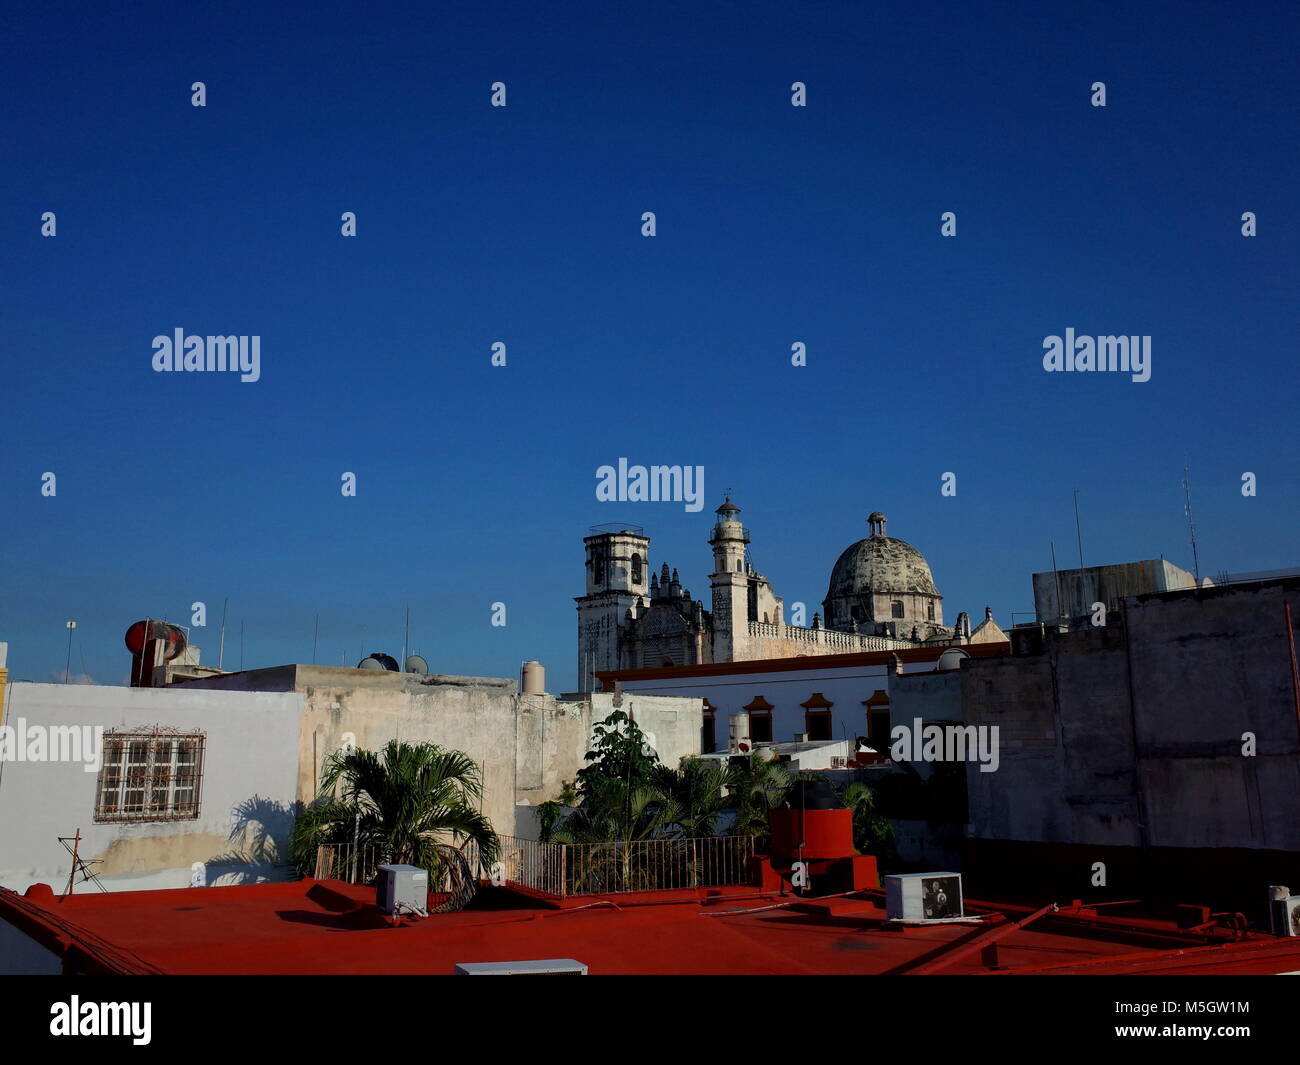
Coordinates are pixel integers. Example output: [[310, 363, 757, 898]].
[[94, 729, 205, 823]]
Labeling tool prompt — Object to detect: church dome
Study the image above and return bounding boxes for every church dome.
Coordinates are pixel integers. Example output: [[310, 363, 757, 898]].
[[826, 512, 941, 603], [826, 531, 939, 599]]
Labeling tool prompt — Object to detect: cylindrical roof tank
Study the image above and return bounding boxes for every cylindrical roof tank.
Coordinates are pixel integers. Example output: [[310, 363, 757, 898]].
[[729, 711, 751, 750], [521, 660, 545, 695], [768, 808, 855, 861], [124, 620, 187, 661]]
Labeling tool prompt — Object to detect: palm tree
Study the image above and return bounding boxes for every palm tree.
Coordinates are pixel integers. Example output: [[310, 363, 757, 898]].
[[727, 754, 792, 843], [291, 740, 499, 880], [838, 780, 895, 858], [548, 779, 678, 893], [651, 758, 736, 838]]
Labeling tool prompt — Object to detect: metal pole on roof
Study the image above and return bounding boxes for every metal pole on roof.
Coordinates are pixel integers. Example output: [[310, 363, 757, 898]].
[[1073, 489, 1085, 570], [218, 598, 228, 671], [64, 621, 76, 684]]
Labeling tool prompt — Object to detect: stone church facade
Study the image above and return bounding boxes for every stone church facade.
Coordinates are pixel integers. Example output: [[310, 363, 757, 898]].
[[575, 499, 1005, 690]]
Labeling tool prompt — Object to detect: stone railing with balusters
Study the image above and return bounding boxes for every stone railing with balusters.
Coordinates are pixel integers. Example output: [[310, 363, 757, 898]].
[[747, 620, 909, 652]]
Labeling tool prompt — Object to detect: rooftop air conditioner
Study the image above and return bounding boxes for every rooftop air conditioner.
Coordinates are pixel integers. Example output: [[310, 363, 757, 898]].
[[453, 958, 589, 975], [885, 872, 964, 921], [1284, 897, 1300, 938], [376, 863, 428, 917]]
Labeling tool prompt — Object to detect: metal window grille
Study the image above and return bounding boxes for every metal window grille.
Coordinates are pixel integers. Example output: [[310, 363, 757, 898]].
[[94, 728, 205, 823]]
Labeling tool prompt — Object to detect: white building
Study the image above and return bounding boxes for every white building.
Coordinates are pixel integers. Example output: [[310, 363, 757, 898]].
[[0, 660, 702, 894], [595, 643, 1010, 756]]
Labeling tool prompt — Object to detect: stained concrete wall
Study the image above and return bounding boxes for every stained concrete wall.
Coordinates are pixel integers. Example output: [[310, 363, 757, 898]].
[[1032, 559, 1199, 624], [0, 667, 704, 895], [182, 665, 703, 841], [0, 682, 302, 893], [965, 578, 1300, 855]]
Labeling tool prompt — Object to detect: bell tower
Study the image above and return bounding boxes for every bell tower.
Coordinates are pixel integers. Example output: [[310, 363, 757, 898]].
[[709, 498, 750, 662], [575, 524, 649, 691]]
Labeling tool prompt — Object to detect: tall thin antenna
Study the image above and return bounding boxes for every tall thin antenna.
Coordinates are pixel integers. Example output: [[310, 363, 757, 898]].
[[64, 621, 76, 684], [1073, 489, 1085, 570], [240, 619, 245, 672], [1183, 459, 1201, 580], [403, 605, 410, 669], [312, 613, 319, 665], [218, 597, 229, 671], [1050, 541, 1064, 623]]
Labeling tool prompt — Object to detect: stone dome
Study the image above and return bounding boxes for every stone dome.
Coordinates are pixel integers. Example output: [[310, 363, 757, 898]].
[[825, 532, 939, 599]]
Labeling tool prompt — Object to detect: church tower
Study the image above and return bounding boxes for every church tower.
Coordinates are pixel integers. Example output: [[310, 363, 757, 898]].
[[709, 498, 750, 662], [575, 525, 649, 691]]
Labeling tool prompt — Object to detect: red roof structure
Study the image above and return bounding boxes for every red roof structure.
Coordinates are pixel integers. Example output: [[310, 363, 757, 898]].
[[5, 878, 1299, 976]]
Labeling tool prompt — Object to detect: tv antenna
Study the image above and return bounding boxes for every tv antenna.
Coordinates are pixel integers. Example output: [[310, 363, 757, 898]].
[[1182, 460, 1201, 580], [59, 829, 107, 894]]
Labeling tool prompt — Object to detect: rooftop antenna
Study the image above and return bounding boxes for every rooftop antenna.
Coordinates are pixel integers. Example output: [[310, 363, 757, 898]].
[[240, 619, 245, 672], [63, 621, 76, 684], [1049, 541, 1064, 623], [1073, 489, 1085, 570], [218, 597, 229, 671], [1182, 459, 1201, 581], [403, 605, 410, 670], [312, 613, 319, 665]]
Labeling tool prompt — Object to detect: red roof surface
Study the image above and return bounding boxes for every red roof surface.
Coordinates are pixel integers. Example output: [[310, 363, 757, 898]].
[[5, 879, 1299, 976]]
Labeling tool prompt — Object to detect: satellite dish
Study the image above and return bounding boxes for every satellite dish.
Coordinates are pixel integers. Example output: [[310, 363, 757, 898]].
[[370, 652, 400, 671], [357, 657, 384, 670], [405, 654, 429, 675]]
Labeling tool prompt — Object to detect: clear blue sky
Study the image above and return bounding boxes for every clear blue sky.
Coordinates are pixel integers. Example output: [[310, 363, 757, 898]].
[[2, 0, 1296, 690]]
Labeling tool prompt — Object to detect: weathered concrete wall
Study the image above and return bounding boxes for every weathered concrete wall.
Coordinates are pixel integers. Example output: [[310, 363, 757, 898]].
[[965, 578, 1300, 857], [286, 679, 703, 842], [0, 669, 704, 894], [888, 670, 963, 780], [0, 683, 302, 893], [1032, 559, 1198, 624]]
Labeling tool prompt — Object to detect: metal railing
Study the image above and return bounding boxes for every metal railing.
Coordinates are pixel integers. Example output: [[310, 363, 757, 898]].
[[494, 835, 567, 896], [559, 835, 754, 896], [316, 834, 757, 898], [313, 841, 391, 885]]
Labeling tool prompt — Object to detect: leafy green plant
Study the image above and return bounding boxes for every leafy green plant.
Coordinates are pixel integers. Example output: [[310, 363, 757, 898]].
[[291, 740, 499, 878]]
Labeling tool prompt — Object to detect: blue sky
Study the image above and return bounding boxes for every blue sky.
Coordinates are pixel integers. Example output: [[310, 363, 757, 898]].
[[2, 0, 1296, 690]]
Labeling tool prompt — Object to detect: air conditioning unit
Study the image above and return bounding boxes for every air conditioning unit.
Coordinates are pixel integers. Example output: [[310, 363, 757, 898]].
[[1283, 898, 1300, 938], [376, 864, 428, 917], [885, 872, 964, 921], [454, 958, 589, 975]]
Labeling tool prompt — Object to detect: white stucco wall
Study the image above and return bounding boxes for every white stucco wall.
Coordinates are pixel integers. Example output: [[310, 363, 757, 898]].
[[0, 682, 302, 893], [614, 663, 903, 750]]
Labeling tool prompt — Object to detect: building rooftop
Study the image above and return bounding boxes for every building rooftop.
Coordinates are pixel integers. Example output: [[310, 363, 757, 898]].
[[596, 641, 1009, 686], [5, 878, 1298, 976]]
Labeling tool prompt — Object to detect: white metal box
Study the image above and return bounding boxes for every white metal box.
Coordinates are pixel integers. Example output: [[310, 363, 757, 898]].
[[454, 958, 588, 975], [885, 872, 963, 921], [376, 863, 428, 915]]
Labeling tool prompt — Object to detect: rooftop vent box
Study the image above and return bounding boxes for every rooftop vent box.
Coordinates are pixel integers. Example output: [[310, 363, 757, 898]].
[[1284, 898, 1300, 938], [453, 958, 588, 975], [885, 872, 963, 922], [376, 864, 428, 917]]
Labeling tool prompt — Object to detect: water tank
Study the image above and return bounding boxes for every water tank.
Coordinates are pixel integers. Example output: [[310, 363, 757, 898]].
[[521, 660, 545, 694], [729, 711, 751, 752], [124, 619, 187, 661], [936, 648, 969, 671]]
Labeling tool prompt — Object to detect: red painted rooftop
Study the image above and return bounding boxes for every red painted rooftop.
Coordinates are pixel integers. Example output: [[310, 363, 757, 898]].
[[5, 878, 1299, 976]]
